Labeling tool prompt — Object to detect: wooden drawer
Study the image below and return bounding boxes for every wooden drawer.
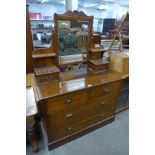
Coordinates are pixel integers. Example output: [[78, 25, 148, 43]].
[[36, 72, 59, 83], [33, 57, 57, 68], [47, 102, 97, 131], [46, 90, 89, 114], [89, 62, 109, 72], [89, 52, 103, 60], [50, 104, 114, 142], [47, 93, 116, 132], [90, 81, 121, 98]]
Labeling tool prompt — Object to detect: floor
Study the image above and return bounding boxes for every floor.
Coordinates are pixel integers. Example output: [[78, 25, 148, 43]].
[[27, 110, 129, 155]]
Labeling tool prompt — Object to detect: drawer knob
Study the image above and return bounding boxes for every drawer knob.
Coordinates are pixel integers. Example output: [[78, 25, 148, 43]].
[[64, 98, 72, 104], [103, 87, 110, 93], [67, 126, 72, 131], [65, 113, 73, 119], [101, 101, 107, 106], [45, 76, 53, 80]]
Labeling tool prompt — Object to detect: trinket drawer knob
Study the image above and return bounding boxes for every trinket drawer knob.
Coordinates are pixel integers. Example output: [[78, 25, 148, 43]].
[[67, 127, 72, 131], [101, 101, 107, 106], [45, 76, 53, 80], [64, 98, 72, 104], [103, 87, 110, 93]]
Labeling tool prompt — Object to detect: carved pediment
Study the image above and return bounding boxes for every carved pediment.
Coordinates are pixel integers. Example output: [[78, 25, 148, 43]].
[[54, 10, 90, 17]]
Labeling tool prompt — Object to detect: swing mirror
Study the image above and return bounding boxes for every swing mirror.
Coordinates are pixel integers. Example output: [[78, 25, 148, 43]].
[[54, 11, 93, 67]]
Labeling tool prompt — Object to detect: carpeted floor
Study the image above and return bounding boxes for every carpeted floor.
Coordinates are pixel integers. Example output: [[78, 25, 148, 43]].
[[27, 110, 129, 155]]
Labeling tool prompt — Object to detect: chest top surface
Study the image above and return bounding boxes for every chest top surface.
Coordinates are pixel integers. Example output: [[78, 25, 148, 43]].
[[35, 70, 123, 100]]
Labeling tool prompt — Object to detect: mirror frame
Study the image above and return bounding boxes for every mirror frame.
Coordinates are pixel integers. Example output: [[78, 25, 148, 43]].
[[53, 10, 93, 65]]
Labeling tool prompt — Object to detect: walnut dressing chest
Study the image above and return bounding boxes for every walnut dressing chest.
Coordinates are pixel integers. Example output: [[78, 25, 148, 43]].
[[31, 10, 128, 150], [35, 71, 123, 150]]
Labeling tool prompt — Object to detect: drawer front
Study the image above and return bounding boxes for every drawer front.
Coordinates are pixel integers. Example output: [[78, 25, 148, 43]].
[[92, 95, 116, 120], [37, 73, 59, 83], [50, 115, 99, 141], [47, 93, 116, 132], [46, 90, 89, 114], [33, 57, 57, 68], [90, 52, 103, 60], [90, 81, 121, 98], [88, 62, 109, 72], [97, 64, 109, 72], [47, 102, 98, 131], [50, 105, 114, 142]]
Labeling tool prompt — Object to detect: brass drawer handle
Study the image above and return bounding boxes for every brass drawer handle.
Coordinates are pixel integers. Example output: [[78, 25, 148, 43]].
[[65, 113, 73, 119], [64, 98, 72, 104], [67, 126, 72, 131], [101, 101, 107, 106], [103, 87, 110, 93]]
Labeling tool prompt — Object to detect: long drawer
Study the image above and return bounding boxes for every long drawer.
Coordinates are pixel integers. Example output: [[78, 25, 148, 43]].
[[90, 80, 121, 98], [46, 90, 89, 114], [49, 105, 114, 142], [47, 93, 116, 133]]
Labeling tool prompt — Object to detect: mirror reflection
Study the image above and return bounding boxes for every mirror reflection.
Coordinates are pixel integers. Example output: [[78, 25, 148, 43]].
[[58, 20, 89, 65]]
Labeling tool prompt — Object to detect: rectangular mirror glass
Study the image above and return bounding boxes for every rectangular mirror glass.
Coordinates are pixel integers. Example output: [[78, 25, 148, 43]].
[[58, 20, 89, 66]]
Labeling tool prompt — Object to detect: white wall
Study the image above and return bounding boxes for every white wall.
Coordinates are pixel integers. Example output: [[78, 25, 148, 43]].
[[29, 3, 128, 20], [28, 3, 128, 32], [28, 4, 65, 18]]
